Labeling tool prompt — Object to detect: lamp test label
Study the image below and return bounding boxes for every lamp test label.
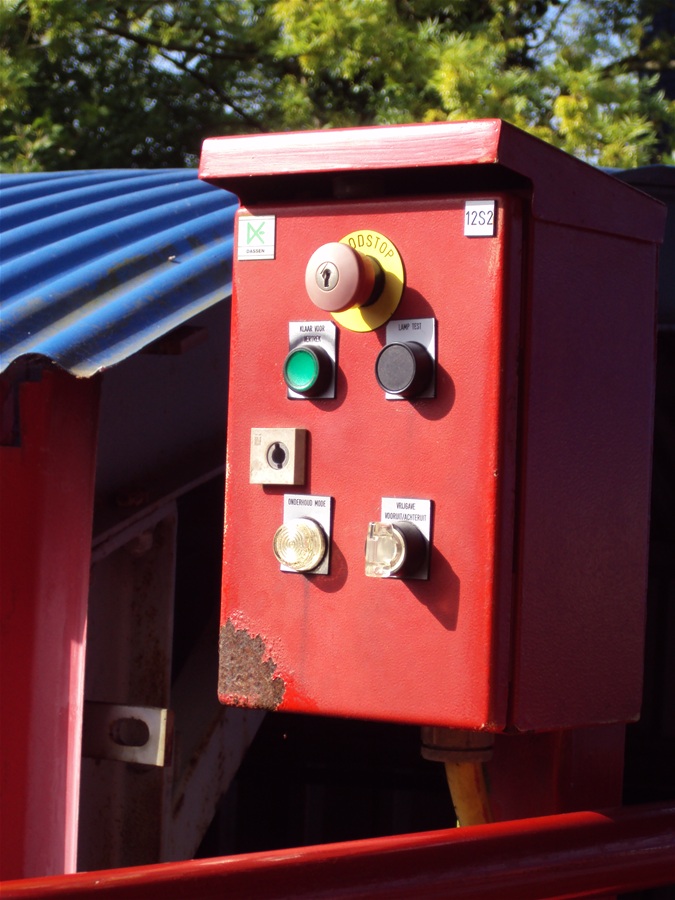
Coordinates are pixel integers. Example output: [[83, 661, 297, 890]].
[[238, 214, 276, 259]]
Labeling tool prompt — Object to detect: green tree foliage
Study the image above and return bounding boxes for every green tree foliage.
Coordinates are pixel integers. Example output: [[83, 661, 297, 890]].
[[1, 0, 674, 171]]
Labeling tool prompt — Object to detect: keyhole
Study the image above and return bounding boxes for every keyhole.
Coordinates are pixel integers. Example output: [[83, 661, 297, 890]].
[[267, 441, 289, 470], [315, 262, 338, 291]]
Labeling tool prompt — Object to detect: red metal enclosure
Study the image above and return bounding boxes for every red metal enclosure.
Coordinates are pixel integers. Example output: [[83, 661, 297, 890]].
[[200, 119, 664, 732]]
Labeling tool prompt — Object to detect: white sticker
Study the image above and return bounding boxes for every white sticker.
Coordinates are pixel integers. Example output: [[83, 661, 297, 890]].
[[464, 200, 496, 237], [237, 214, 276, 259], [283, 494, 332, 529], [380, 497, 432, 542]]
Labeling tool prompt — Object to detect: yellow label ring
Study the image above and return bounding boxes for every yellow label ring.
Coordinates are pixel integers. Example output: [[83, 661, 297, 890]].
[[332, 230, 405, 332]]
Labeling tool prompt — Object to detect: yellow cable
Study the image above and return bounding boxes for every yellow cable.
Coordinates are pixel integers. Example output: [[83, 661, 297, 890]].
[[444, 761, 493, 827]]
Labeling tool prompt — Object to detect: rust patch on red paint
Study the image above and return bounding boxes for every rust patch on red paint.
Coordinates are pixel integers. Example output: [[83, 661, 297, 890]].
[[219, 620, 285, 710]]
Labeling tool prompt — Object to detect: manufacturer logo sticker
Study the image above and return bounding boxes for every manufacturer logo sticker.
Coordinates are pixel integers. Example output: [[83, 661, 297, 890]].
[[238, 215, 276, 259]]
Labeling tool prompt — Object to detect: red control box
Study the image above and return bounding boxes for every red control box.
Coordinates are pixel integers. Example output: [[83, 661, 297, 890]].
[[200, 120, 664, 730]]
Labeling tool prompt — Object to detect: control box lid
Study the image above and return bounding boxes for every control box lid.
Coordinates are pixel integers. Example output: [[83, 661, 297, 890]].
[[200, 119, 665, 242]]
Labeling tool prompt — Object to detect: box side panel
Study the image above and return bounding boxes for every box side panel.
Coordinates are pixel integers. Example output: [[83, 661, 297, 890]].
[[512, 223, 657, 729]]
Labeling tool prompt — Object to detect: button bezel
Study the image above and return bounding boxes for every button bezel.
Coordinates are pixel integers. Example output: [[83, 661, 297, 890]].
[[277, 494, 333, 575], [286, 321, 337, 400], [367, 497, 432, 580], [379, 317, 436, 399]]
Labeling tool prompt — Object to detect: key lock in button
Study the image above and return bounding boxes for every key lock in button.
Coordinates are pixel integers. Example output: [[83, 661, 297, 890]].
[[304, 232, 405, 333], [315, 260, 340, 293], [306, 242, 384, 313]]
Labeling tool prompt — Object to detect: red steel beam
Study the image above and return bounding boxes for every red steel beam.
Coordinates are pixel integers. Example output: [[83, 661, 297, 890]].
[[0, 369, 100, 879], [2, 803, 674, 899]]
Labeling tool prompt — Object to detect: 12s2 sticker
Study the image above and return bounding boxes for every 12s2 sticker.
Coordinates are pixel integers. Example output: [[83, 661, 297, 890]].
[[464, 200, 496, 236]]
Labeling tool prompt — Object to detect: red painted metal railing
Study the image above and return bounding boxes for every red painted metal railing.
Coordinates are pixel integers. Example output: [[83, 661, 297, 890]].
[[2, 802, 674, 899]]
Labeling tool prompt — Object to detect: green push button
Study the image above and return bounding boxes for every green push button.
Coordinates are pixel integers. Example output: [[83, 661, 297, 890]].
[[283, 345, 332, 397], [285, 348, 319, 391]]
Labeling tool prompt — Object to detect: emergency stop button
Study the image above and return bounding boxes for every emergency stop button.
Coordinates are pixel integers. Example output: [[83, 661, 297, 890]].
[[305, 242, 383, 312]]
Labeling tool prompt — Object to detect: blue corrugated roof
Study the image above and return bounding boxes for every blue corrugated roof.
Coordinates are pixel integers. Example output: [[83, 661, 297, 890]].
[[0, 170, 237, 377]]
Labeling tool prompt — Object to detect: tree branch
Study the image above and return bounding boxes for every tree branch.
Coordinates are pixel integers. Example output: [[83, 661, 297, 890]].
[[97, 22, 260, 64], [530, 0, 576, 52], [156, 50, 267, 132], [603, 55, 675, 76]]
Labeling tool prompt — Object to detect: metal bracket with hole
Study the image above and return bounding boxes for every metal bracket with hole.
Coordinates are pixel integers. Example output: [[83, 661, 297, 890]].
[[249, 427, 307, 485], [82, 701, 173, 767]]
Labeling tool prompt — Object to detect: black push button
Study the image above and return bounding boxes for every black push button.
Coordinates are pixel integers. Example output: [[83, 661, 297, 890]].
[[375, 341, 433, 398]]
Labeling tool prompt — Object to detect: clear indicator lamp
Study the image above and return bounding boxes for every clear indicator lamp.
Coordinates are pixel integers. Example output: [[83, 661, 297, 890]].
[[365, 520, 427, 579], [273, 517, 327, 573]]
